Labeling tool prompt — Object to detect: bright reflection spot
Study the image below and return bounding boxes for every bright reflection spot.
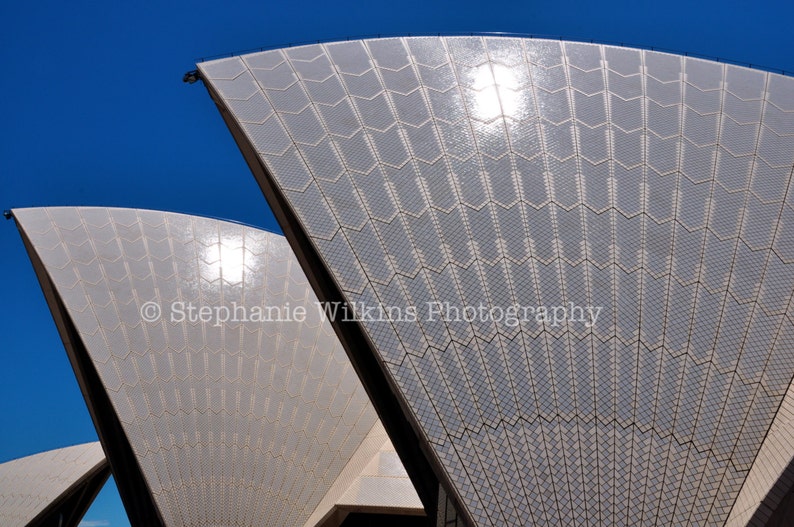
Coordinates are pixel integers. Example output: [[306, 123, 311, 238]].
[[471, 64, 522, 121], [203, 236, 248, 283]]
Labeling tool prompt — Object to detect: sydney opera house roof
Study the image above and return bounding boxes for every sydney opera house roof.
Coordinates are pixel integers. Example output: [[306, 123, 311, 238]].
[[13, 207, 423, 527], [197, 36, 794, 526], [0, 442, 109, 527]]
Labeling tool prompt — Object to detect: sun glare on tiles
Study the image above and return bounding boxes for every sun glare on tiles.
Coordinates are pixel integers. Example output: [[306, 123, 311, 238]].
[[202, 236, 249, 283], [471, 64, 521, 121]]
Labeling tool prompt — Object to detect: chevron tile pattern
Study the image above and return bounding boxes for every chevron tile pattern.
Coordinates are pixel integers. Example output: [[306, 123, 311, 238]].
[[14, 207, 385, 527], [0, 442, 106, 527], [200, 37, 794, 526]]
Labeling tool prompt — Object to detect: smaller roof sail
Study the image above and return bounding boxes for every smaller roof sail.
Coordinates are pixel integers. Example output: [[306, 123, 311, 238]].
[[12, 207, 424, 527], [0, 442, 109, 527]]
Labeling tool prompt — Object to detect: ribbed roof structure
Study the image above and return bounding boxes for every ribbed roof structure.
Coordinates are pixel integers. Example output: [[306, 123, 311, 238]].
[[310, 421, 424, 527], [13, 207, 422, 527], [198, 36, 794, 526], [0, 442, 109, 527]]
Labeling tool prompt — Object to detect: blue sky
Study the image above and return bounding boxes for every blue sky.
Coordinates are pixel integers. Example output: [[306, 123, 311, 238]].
[[1, 0, 793, 525]]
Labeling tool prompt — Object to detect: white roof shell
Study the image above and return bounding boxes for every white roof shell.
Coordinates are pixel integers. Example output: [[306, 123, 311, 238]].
[[14, 207, 422, 527], [199, 36, 794, 526], [0, 442, 108, 527]]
